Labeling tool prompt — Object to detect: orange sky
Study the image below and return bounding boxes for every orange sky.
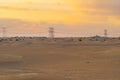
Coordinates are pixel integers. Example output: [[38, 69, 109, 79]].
[[0, 0, 120, 37]]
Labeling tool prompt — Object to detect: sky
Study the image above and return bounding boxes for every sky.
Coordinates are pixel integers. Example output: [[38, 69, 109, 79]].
[[0, 0, 120, 37]]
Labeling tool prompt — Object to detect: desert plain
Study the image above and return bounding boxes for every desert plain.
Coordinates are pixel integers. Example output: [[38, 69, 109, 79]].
[[0, 37, 120, 80]]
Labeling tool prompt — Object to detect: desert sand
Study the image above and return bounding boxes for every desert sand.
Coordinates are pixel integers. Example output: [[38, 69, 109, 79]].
[[0, 37, 120, 80]]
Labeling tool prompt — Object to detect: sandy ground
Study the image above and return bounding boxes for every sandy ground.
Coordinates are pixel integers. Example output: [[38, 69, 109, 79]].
[[0, 38, 120, 80]]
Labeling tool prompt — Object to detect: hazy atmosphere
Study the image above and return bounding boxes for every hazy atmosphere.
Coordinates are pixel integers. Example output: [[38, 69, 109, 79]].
[[0, 1, 120, 80], [0, 0, 120, 37]]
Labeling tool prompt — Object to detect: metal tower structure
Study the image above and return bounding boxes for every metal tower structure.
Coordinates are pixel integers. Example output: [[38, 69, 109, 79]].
[[104, 29, 108, 38], [2, 27, 7, 38], [48, 27, 54, 38]]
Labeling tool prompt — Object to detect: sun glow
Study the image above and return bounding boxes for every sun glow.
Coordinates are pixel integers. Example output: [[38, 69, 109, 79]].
[[0, 0, 120, 26]]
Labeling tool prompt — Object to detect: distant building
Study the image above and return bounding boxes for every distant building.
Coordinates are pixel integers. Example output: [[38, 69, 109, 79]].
[[91, 35, 104, 41], [92, 35, 102, 39]]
